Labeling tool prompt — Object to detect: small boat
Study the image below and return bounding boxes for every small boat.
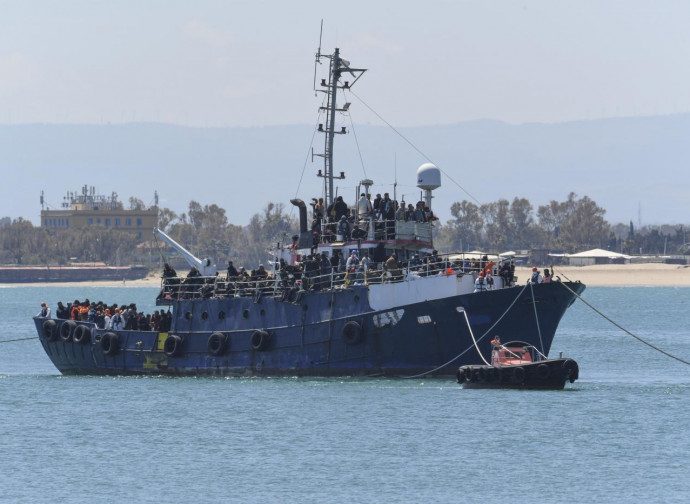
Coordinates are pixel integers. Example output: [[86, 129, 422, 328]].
[[456, 340, 579, 390]]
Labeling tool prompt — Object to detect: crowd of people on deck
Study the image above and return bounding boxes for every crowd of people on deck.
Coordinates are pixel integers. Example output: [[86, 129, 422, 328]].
[[308, 192, 438, 244], [38, 298, 172, 332]]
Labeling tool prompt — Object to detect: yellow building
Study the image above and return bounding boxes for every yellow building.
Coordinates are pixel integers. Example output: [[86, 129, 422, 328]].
[[41, 185, 158, 241]]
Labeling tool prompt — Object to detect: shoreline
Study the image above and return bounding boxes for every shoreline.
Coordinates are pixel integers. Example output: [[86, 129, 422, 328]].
[[2, 263, 690, 288], [515, 263, 690, 287]]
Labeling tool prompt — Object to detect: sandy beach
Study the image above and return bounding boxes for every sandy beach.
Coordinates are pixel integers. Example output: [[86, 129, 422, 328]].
[[3, 263, 690, 288], [516, 263, 690, 287]]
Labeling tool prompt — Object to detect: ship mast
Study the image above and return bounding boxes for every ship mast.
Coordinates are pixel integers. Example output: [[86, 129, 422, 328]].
[[315, 48, 366, 209]]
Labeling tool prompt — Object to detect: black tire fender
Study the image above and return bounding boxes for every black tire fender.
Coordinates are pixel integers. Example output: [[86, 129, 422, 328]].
[[250, 330, 270, 351], [563, 359, 579, 383], [59, 320, 76, 342], [72, 325, 91, 345], [536, 363, 550, 379], [101, 332, 119, 356], [164, 334, 183, 357], [341, 321, 363, 345], [208, 332, 228, 356], [42, 319, 58, 341], [513, 366, 526, 383]]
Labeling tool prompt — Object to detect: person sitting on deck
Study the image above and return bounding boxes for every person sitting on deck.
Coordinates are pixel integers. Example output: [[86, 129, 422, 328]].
[[351, 223, 367, 240]]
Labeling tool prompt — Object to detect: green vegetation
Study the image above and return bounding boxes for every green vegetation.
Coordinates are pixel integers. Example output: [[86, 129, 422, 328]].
[[0, 195, 687, 268]]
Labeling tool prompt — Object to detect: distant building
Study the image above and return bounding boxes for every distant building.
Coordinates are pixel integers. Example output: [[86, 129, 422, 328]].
[[40, 185, 158, 241], [550, 248, 632, 266]]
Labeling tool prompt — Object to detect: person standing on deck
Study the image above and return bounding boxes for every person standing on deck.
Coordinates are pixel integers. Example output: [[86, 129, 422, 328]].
[[37, 302, 51, 318]]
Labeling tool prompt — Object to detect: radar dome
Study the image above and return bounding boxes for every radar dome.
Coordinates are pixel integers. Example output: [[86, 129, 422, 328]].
[[416, 163, 441, 190]]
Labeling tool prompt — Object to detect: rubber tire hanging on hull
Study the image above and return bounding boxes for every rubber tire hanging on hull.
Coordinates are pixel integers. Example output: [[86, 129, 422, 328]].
[[72, 325, 90, 345], [512, 366, 526, 384], [536, 363, 550, 379], [42, 319, 57, 341], [250, 330, 270, 351], [563, 359, 579, 383], [101, 332, 119, 356], [164, 335, 183, 357], [208, 332, 228, 356], [342, 321, 363, 345], [60, 320, 76, 342]]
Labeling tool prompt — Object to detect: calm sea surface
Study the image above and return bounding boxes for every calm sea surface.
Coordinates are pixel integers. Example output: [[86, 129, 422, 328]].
[[1, 286, 689, 503]]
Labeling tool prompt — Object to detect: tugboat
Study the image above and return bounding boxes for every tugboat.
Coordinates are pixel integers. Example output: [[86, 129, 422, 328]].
[[457, 339, 579, 389], [32, 45, 585, 377]]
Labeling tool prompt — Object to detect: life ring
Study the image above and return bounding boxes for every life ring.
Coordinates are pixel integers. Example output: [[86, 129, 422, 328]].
[[164, 334, 183, 357], [42, 319, 57, 341], [101, 332, 119, 356], [208, 332, 228, 356], [512, 366, 526, 383], [72, 324, 91, 345], [536, 363, 550, 379], [250, 330, 270, 351], [59, 320, 76, 342], [342, 321, 363, 345], [563, 359, 579, 383]]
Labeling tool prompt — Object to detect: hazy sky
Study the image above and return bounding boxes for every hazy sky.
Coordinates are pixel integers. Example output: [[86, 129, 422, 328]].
[[2, 0, 690, 127], [1, 1, 688, 230]]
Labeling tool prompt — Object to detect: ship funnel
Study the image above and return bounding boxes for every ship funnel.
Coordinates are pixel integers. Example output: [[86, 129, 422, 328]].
[[290, 198, 314, 249], [416, 163, 442, 210], [290, 199, 308, 233]]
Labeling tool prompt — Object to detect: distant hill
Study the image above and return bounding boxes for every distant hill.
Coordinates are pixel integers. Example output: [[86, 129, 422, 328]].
[[1, 114, 689, 227]]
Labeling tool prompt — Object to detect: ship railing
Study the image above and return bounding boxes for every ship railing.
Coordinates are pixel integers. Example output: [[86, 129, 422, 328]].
[[157, 253, 516, 301], [316, 217, 433, 244]]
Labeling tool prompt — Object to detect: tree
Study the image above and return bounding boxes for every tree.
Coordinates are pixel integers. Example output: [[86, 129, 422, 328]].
[[157, 208, 178, 232], [128, 197, 145, 210], [437, 200, 483, 251], [480, 199, 509, 251], [558, 195, 610, 250]]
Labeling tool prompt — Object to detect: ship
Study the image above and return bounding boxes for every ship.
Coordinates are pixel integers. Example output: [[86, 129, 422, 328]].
[[32, 46, 585, 377]]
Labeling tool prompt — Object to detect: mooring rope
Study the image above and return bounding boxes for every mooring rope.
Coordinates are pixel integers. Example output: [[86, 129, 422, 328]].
[[464, 309, 490, 366], [529, 282, 545, 353], [556, 274, 690, 367], [403, 282, 530, 378], [0, 336, 39, 344]]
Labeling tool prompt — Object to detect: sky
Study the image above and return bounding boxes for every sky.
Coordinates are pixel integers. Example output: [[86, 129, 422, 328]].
[[1, 0, 689, 227], [3, 0, 690, 127]]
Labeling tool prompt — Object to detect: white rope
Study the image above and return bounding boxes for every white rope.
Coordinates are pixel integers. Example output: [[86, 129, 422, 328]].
[[464, 310, 490, 366], [403, 283, 529, 378], [529, 282, 545, 353]]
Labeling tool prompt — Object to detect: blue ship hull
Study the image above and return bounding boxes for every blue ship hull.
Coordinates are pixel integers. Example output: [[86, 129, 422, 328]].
[[33, 281, 584, 377]]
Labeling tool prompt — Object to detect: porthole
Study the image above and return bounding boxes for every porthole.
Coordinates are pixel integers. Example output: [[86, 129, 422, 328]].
[[354, 295, 360, 302], [243, 309, 250, 319], [260, 309, 266, 316], [218, 311, 226, 320], [201, 311, 209, 320], [185, 311, 192, 320]]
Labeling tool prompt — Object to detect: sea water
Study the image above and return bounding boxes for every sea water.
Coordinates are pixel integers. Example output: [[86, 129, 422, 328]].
[[0, 286, 689, 503]]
